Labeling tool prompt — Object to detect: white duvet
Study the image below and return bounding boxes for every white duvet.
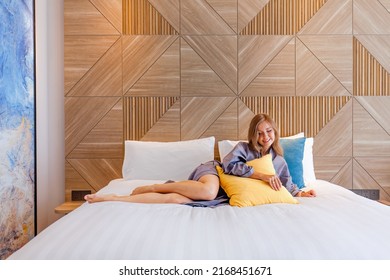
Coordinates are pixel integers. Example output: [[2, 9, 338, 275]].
[[8, 179, 390, 260]]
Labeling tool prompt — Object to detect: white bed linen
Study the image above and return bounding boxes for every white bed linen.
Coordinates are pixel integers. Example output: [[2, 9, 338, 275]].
[[8, 179, 390, 260]]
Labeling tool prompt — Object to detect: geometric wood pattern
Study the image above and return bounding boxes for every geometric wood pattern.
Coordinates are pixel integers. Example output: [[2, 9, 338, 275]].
[[239, 35, 293, 94], [353, 0, 390, 34], [122, 0, 178, 34], [240, 96, 351, 137], [353, 98, 390, 157], [296, 37, 351, 96], [64, 0, 120, 35], [354, 37, 390, 96], [240, 0, 328, 35], [66, 38, 123, 97], [91, 0, 123, 32], [240, 37, 296, 97], [124, 97, 179, 140], [298, 0, 352, 35], [238, 0, 269, 33], [183, 36, 238, 93], [122, 35, 179, 94], [64, 35, 120, 94], [64, 0, 390, 200], [127, 38, 180, 96], [181, 0, 236, 35]]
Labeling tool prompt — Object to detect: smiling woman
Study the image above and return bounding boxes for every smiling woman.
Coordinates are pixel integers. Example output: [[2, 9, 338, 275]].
[[0, 0, 36, 260]]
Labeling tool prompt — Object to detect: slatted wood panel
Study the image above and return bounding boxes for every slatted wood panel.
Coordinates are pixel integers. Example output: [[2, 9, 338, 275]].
[[240, 96, 350, 138], [354, 37, 390, 96], [240, 0, 328, 35], [64, 0, 390, 201], [122, 0, 178, 34]]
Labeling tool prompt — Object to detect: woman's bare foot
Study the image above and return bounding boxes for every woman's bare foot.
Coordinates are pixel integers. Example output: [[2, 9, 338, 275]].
[[84, 194, 116, 203]]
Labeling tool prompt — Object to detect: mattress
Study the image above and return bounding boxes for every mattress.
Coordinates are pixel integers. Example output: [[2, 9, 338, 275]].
[[8, 179, 390, 260]]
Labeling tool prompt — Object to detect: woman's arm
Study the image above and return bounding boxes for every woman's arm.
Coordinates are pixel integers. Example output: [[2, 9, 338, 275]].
[[221, 142, 256, 177]]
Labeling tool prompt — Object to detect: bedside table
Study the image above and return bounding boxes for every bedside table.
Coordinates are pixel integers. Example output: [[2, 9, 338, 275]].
[[378, 200, 390, 206], [55, 201, 84, 214]]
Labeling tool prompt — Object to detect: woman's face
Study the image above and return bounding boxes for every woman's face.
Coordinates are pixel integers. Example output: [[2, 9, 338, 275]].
[[257, 121, 275, 153]]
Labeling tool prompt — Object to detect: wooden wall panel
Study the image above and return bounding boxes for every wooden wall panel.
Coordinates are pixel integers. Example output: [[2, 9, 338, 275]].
[[64, 0, 390, 200]]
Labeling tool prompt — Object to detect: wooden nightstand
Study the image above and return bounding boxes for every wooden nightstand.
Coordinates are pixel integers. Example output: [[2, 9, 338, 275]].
[[55, 201, 84, 214], [378, 200, 390, 206]]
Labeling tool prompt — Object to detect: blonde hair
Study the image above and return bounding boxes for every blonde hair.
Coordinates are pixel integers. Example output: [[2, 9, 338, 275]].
[[247, 114, 283, 156]]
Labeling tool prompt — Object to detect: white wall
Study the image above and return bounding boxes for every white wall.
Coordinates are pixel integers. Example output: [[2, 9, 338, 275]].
[[35, 0, 65, 232]]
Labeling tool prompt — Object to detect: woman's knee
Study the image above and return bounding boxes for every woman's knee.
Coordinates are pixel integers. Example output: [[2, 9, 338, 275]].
[[197, 176, 220, 200]]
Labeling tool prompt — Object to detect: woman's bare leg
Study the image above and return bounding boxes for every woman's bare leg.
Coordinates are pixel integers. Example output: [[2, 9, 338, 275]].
[[84, 192, 192, 204], [131, 174, 220, 201]]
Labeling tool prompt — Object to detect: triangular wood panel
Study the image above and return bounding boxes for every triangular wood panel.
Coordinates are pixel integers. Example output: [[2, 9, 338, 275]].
[[201, 99, 238, 141], [67, 38, 122, 97], [357, 97, 390, 134], [240, 96, 350, 137], [184, 36, 237, 93], [241, 37, 295, 96], [122, 35, 178, 94], [64, 36, 119, 94], [355, 35, 390, 74], [122, 0, 178, 34], [206, 0, 238, 33], [201, 99, 238, 159], [241, 0, 328, 35], [299, 35, 353, 93], [353, 99, 390, 156], [181, 39, 236, 97], [68, 99, 123, 159], [128, 38, 180, 96], [353, 159, 381, 190], [65, 97, 120, 156], [181, 0, 236, 34], [299, 0, 352, 34], [64, 0, 119, 35], [90, 0, 122, 33], [238, 99, 256, 139], [313, 99, 352, 156], [353, 37, 390, 96], [239, 35, 293, 94], [379, 0, 390, 12], [355, 157, 390, 190], [65, 162, 93, 201], [67, 159, 123, 191], [181, 97, 236, 140], [124, 96, 179, 140], [238, 0, 269, 33], [313, 156, 351, 183], [331, 158, 352, 188], [148, 0, 180, 32], [141, 100, 181, 141], [296, 38, 350, 96], [353, 0, 390, 34]]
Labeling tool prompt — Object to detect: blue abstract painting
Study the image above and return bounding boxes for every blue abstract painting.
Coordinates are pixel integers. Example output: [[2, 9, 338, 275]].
[[0, 0, 35, 259]]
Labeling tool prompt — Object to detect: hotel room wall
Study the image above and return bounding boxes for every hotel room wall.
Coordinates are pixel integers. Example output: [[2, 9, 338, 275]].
[[36, 0, 65, 231], [64, 0, 390, 200]]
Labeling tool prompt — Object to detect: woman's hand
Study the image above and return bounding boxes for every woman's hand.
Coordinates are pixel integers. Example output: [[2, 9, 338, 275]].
[[251, 172, 282, 191], [297, 189, 316, 197]]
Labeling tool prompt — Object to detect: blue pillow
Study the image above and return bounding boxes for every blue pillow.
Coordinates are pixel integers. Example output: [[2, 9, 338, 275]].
[[279, 137, 306, 188]]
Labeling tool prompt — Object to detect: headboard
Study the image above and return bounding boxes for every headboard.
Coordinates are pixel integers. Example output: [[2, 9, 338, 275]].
[[64, 0, 390, 201]]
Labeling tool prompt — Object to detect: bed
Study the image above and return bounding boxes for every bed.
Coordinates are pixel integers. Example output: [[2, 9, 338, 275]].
[[8, 136, 390, 260]]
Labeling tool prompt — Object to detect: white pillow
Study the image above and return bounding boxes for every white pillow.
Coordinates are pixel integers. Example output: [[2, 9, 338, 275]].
[[303, 137, 316, 184], [122, 137, 215, 181], [217, 133, 317, 185]]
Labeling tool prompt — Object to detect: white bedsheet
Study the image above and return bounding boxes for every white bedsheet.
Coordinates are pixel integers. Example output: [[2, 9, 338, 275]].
[[8, 179, 390, 260]]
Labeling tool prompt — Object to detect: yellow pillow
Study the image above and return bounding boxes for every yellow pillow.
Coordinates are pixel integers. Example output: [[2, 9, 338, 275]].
[[217, 154, 298, 207]]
